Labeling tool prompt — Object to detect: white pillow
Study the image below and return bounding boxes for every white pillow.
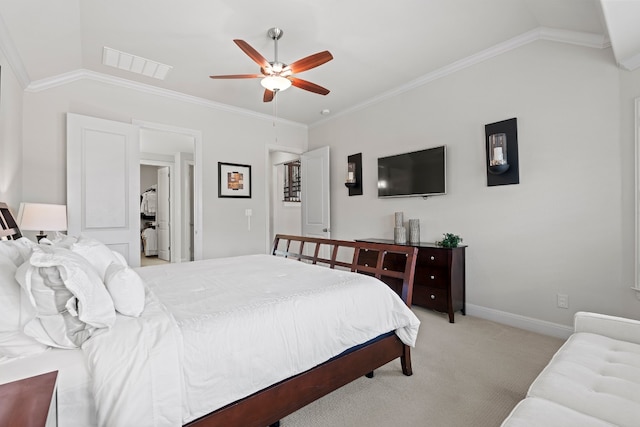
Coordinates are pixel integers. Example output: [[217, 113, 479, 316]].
[[15, 246, 116, 348], [110, 249, 128, 267], [104, 262, 145, 317], [0, 254, 48, 357], [71, 235, 121, 280], [0, 238, 37, 266], [48, 232, 78, 249], [0, 241, 25, 266]]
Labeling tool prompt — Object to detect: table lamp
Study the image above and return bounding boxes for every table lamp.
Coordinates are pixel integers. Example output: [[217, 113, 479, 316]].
[[17, 203, 68, 242]]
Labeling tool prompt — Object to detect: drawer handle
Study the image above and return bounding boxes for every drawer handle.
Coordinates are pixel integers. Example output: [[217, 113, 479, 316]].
[[430, 256, 435, 261], [430, 275, 435, 280], [430, 294, 436, 300], [365, 263, 369, 267]]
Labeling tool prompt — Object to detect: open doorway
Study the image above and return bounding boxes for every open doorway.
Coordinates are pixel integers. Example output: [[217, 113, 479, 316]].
[[139, 126, 196, 266], [267, 149, 303, 249], [140, 163, 172, 266]]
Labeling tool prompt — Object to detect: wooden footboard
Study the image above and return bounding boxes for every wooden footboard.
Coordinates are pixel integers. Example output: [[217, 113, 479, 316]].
[[271, 234, 417, 307], [185, 235, 418, 427]]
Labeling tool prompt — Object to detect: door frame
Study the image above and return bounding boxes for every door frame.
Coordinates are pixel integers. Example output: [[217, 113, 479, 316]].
[[264, 144, 304, 253], [133, 120, 203, 261]]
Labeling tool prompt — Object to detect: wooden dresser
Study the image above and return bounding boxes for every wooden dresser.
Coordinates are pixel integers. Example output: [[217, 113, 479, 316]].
[[0, 371, 58, 427], [357, 239, 466, 323]]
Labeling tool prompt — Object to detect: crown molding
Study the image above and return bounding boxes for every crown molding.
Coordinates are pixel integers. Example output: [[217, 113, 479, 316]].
[[620, 51, 640, 71], [25, 69, 307, 129], [0, 14, 30, 88], [310, 26, 612, 128]]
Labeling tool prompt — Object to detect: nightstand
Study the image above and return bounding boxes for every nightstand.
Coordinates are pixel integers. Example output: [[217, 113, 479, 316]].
[[0, 371, 58, 427]]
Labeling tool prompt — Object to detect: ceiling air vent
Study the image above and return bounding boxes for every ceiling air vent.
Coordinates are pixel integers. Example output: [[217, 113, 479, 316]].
[[102, 46, 172, 80]]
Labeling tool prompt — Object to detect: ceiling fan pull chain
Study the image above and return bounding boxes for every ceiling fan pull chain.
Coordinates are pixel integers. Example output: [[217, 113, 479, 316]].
[[273, 94, 279, 143]]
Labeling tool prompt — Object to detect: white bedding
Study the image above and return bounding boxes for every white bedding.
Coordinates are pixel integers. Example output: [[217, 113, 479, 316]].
[[83, 254, 420, 426], [0, 348, 97, 427]]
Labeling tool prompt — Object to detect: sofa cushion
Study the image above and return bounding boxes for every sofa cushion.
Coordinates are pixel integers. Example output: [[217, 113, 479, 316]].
[[501, 397, 616, 427], [527, 332, 640, 427]]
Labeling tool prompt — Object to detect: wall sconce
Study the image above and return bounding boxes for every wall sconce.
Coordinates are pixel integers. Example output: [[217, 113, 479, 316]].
[[488, 133, 509, 174], [17, 203, 68, 242], [485, 118, 519, 187], [345, 153, 363, 196]]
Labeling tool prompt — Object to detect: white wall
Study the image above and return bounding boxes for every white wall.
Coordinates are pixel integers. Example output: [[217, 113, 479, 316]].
[[0, 50, 23, 211], [20, 79, 307, 258], [309, 40, 640, 329]]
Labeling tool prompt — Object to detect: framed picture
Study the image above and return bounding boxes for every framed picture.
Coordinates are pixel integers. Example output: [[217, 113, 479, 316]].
[[218, 162, 252, 198]]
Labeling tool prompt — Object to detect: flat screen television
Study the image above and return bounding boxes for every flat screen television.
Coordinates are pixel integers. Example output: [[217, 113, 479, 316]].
[[377, 145, 446, 198]]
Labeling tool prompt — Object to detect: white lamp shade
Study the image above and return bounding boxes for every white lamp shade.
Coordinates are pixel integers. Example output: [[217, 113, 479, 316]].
[[17, 203, 68, 232], [261, 76, 292, 92]]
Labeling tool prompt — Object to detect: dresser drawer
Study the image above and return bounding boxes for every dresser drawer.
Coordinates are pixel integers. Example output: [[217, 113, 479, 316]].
[[417, 249, 449, 268], [414, 266, 448, 289], [413, 286, 448, 312], [357, 249, 406, 271]]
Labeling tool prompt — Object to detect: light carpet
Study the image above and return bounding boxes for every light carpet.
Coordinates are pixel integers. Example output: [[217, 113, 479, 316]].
[[282, 307, 564, 427]]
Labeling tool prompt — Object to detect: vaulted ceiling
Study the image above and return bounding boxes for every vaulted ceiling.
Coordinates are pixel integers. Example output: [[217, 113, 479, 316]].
[[0, 0, 637, 126]]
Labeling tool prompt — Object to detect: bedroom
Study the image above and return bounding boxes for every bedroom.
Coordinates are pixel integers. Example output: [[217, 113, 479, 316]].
[[0, 0, 640, 424]]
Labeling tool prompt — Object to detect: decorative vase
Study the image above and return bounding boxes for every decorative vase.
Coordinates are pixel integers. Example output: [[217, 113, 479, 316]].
[[394, 226, 407, 244], [408, 219, 420, 243], [394, 212, 404, 228]]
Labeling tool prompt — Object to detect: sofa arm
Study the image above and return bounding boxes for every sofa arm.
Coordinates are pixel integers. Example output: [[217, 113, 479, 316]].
[[574, 311, 640, 345]]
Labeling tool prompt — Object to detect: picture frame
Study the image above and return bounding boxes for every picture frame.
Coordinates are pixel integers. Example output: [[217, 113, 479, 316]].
[[218, 162, 252, 198]]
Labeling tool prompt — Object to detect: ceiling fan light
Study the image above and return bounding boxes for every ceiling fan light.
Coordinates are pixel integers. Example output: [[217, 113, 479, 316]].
[[261, 76, 292, 92]]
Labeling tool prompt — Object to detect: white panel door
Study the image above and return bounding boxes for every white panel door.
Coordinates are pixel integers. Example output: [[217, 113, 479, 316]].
[[157, 166, 171, 261], [301, 146, 330, 239], [67, 113, 140, 266]]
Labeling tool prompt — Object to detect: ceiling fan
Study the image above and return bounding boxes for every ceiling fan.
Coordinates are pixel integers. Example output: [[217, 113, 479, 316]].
[[210, 27, 333, 102]]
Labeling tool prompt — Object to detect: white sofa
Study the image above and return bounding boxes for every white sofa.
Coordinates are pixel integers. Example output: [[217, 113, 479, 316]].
[[502, 311, 640, 427]]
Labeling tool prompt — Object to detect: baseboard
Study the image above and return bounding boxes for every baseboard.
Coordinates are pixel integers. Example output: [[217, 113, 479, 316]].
[[466, 304, 573, 339]]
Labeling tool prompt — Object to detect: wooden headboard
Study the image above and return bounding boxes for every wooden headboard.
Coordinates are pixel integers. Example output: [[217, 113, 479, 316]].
[[0, 203, 22, 240], [272, 234, 417, 307]]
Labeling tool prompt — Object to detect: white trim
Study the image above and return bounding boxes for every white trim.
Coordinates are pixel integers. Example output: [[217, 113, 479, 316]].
[[620, 51, 640, 72], [465, 304, 573, 339], [537, 27, 610, 49], [635, 98, 640, 299], [134, 119, 203, 261], [310, 27, 611, 128], [26, 69, 307, 129]]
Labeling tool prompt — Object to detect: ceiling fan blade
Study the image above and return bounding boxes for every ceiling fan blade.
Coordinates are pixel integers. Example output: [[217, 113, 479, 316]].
[[209, 74, 262, 79], [288, 51, 333, 74], [233, 39, 270, 68], [290, 77, 330, 95], [263, 89, 275, 102]]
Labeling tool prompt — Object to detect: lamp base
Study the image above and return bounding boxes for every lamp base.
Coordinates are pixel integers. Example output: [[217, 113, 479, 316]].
[[36, 233, 47, 242]]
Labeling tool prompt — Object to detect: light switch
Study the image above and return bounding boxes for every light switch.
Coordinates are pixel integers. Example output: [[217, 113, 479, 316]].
[[245, 209, 252, 217]]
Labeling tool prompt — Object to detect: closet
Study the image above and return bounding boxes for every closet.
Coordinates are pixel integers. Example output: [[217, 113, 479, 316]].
[[140, 164, 170, 263], [140, 184, 157, 256]]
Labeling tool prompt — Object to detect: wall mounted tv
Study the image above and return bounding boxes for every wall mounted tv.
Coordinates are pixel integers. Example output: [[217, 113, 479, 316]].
[[377, 145, 446, 198]]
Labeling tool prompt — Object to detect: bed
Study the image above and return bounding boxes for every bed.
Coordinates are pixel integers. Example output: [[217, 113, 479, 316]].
[[1, 205, 420, 427]]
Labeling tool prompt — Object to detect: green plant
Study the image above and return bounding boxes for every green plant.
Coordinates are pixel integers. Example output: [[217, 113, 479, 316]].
[[436, 233, 463, 248]]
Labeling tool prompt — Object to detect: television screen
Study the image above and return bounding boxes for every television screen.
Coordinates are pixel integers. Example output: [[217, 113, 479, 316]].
[[377, 146, 446, 198]]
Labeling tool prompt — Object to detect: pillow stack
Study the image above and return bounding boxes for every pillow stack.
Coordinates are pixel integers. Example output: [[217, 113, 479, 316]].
[[0, 234, 146, 357]]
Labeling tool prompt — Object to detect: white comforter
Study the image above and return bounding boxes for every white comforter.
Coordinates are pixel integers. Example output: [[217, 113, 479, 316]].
[[82, 254, 420, 426]]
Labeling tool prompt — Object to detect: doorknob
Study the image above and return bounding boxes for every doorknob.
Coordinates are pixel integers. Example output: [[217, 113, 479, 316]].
[[323, 228, 330, 232]]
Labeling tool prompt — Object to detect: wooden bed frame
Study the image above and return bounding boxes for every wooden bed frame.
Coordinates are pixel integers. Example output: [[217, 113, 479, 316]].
[[186, 234, 418, 427], [0, 203, 22, 240]]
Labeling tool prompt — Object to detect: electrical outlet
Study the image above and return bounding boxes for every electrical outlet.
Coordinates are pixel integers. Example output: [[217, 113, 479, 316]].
[[557, 294, 569, 309]]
